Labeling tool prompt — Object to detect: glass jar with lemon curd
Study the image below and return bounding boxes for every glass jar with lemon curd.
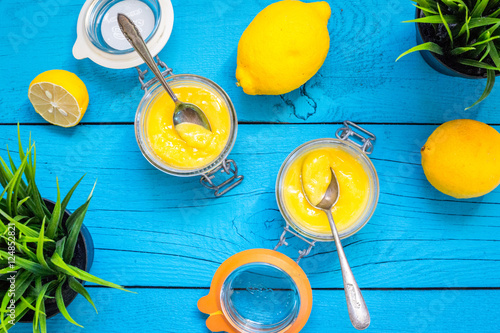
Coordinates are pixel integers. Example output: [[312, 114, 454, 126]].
[[276, 121, 379, 241], [135, 73, 239, 177], [73, 0, 243, 196]]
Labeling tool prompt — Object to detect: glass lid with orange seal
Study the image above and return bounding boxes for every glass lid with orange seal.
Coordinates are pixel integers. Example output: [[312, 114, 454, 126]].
[[72, 0, 244, 197], [199, 122, 379, 332]]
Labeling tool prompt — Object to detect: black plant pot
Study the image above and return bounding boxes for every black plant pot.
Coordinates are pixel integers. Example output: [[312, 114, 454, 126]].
[[19, 199, 94, 322], [415, 8, 496, 79]]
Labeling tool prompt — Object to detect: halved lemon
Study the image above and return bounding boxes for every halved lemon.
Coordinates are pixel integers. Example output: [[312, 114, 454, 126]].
[[28, 70, 89, 127]]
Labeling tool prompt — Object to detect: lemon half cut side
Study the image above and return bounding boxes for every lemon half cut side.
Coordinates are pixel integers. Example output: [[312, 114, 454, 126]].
[[28, 70, 89, 127]]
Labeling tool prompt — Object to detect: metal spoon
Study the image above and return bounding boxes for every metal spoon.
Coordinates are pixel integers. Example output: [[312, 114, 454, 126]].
[[304, 168, 370, 330], [117, 13, 212, 131]]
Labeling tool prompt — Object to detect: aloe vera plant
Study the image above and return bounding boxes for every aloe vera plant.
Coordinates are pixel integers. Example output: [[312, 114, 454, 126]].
[[397, 0, 500, 109], [0, 128, 128, 332]]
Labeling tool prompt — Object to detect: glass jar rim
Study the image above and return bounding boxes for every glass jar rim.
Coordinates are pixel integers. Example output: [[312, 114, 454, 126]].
[[275, 138, 379, 241], [220, 262, 301, 333], [135, 73, 238, 177], [84, 0, 162, 55]]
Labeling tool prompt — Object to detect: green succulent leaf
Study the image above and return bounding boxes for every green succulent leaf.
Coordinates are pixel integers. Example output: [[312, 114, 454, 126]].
[[441, 0, 460, 11], [13, 271, 37, 302], [466, 69, 496, 109], [0, 211, 39, 238], [0, 250, 54, 276], [16, 196, 30, 210], [413, 3, 439, 15], [404, 14, 458, 24], [0, 265, 19, 275], [54, 237, 66, 258], [34, 281, 55, 330], [479, 43, 491, 62], [416, 0, 438, 10], [488, 41, 500, 67], [396, 42, 444, 61], [45, 179, 62, 239], [482, 21, 500, 37], [458, 58, 500, 70], [451, 46, 476, 55], [36, 217, 50, 270], [63, 182, 95, 263], [55, 279, 83, 328], [68, 277, 98, 314], [61, 261, 131, 293], [38, 301, 47, 333], [470, 35, 500, 47], [50, 252, 81, 278], [437, 4, 454, 47], [468, 17, 500, 29], [19, 296, 36, 312], [490, 6, 500, 17], [59, 175, 85, 230], [471, 0, 490, 17]]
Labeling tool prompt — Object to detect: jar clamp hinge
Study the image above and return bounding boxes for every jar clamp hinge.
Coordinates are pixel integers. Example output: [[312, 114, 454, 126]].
[[200, 159, 244, 197], [135, 55, 173, 91], [274, 225, 316, 264], [336, 121, 376, 154]]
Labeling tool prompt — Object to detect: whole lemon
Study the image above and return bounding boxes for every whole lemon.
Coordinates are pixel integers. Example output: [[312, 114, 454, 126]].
[[236, 0, 331, 95], [421, 119, 500, 199]]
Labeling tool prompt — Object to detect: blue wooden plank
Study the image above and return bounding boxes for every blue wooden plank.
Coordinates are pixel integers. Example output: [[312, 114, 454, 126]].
[[0, 124, 498, 289], [9, 288, 500, 332], [1, 0, 499, 124]]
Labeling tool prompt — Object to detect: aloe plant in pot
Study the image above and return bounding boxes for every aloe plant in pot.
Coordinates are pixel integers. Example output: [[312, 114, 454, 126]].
[[397, 0, 500, 109], [0, 129, 129, 332]]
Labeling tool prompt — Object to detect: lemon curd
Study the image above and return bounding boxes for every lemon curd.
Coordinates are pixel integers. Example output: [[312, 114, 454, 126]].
[[146, 86, 231, 170], [282, 147, 371, 235]]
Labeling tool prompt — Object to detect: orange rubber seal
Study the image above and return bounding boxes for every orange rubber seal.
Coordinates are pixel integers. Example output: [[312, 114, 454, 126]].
[[198, 249, 313, 333]]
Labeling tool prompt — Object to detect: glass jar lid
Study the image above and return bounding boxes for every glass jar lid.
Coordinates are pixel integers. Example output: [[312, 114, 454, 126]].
[[73, 0, 174, 69], [198, 249, 312, 333]]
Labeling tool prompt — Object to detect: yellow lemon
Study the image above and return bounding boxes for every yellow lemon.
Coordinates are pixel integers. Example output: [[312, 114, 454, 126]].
[[28, 70, 89, 127], [236, 0, 331, 95], [421, 119, 500, 199]]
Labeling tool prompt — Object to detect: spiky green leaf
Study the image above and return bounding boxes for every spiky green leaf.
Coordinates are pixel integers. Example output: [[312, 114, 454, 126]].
[[466, 70, 496, 109], [68, 277, 98, 313], [55, 279, 83, 328], [396, 42, 444, 61]]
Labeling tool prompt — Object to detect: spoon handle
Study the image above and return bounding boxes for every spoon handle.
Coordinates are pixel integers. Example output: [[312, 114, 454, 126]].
[[326, 210, 370, 330], [117, 14, 179, 103]]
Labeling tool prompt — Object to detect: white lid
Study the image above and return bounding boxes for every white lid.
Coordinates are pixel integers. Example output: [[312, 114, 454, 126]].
[[73, 0, 174, 69]]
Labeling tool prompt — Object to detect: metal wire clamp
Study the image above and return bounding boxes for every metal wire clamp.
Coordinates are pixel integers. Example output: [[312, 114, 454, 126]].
[[274, 225, 316, 264], [200, 159, 244, 197], [336, 121, 376, 154]]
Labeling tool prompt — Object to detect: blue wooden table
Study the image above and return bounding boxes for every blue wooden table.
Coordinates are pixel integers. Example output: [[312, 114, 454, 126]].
[[2, 0, 500, 332]]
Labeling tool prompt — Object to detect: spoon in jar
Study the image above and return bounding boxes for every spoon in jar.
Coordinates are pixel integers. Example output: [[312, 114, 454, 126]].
[[302, 168, 370, 330], [117, 13, 212, 132]]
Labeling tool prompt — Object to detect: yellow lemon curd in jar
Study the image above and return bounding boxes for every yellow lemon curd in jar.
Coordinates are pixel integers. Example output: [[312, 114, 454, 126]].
[[146, 86, 231, 170], [283, 147, 370, 235]]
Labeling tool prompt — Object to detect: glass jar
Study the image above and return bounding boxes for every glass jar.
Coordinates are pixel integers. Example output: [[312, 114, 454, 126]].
[[135, 74, 238, 177], [276, 122, 379, 241], [198, 249, 313, 333]]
